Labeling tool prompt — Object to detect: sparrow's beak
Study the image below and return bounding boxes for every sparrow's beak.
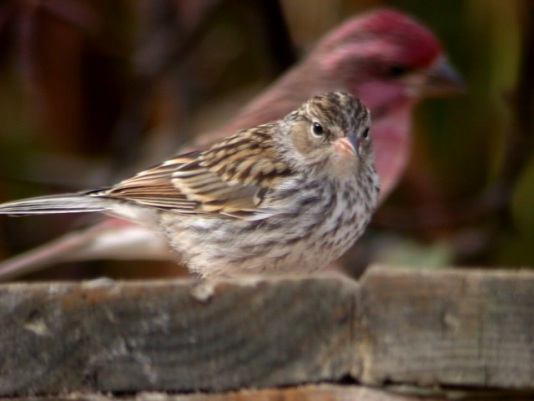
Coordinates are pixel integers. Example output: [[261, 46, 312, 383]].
[[421, 56, 465, 97], [335, 131, 359, 157]]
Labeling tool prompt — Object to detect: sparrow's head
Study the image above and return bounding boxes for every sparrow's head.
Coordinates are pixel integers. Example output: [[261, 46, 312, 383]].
[[280, 92, 374, 177], [313, 9, 464, 110]]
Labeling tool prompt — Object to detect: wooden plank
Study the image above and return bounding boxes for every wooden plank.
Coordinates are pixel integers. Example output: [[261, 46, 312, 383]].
[[2, 384, 530, 401], [1, 267, 534, 397], [0, 384, 449, 401], [0, 274, 359, 396], [359, 266, 534, 389]]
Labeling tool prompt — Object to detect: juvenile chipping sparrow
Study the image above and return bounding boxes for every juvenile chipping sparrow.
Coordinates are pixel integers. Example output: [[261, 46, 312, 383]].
[[0, 93, 379, 278]]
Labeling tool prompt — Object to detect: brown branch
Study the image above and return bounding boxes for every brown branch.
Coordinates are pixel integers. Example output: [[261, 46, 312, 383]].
[[109, 0, 227, 176], [109, 0, 297, 176]]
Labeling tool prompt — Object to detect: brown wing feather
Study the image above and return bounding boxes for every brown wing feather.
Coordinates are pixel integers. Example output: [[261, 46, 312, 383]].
[[104, 153, 198, 212], [100, 126, 294, 219]]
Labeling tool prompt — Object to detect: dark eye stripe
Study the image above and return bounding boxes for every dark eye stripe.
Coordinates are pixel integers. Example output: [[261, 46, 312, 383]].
[[387, 64, 409, 77]]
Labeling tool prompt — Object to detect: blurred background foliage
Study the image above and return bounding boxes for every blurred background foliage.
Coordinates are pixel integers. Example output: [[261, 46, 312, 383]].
[[0, 0, 532, 280]]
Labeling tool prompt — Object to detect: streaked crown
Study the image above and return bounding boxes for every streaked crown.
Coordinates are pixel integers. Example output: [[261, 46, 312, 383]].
[[301, 92, 370, 134]]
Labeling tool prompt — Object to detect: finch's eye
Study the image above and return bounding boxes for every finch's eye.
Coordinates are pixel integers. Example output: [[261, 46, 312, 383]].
[[387, 64, 409, 78], [362, 128, 369, 139], [311, 122, 325, 136]]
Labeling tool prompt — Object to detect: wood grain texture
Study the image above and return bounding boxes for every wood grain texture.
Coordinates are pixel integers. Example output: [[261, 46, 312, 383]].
[[0, 274, 359, 396], [359, 266, 534, 389], [1, 266, 534, 397], [0, 384, 449, 401]]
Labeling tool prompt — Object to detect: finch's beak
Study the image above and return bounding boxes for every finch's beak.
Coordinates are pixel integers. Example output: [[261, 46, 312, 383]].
[[421, 56, 465, 97], [335, 131, 359, 157]]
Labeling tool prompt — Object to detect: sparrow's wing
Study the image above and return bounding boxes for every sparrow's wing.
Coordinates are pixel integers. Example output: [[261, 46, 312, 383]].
[[102, 152, 201, 213], [101, 128, 294, 219]]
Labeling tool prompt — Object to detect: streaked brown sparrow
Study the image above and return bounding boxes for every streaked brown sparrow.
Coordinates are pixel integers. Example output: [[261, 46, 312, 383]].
[[0, 92, 379, 277]]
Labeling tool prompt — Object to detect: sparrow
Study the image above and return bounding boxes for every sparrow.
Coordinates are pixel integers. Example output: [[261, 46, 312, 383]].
[[0, 92, 379, 278]]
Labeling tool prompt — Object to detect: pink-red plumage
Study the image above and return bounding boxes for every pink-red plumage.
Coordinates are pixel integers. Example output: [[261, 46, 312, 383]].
[[333, 8, 442, 67]]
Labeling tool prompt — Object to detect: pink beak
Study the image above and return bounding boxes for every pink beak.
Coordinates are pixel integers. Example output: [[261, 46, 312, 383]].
[[335, 131, 359, 156]]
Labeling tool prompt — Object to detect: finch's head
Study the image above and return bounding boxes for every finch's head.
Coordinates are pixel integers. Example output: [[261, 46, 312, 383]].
[[281, 92, 374, 177], [313, 9, 463, 108]]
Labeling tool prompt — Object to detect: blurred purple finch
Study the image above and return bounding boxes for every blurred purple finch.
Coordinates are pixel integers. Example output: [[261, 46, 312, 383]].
[[208, 8, 462, 198], [0, 8, 462, 280]]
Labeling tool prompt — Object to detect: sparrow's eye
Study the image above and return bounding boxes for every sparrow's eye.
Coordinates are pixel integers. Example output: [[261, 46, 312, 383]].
[[311, 122, 325, 136], [362, 128, 369, 139]]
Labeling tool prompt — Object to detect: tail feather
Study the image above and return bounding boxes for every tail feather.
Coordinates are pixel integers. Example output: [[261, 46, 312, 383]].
[[0, 193, 109, 216]]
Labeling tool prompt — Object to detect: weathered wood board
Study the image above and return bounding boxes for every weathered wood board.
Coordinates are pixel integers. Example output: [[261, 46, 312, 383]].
[[1, 266, 534, 396], [360, 267, 534, 388], [0, 384, 453, 401]]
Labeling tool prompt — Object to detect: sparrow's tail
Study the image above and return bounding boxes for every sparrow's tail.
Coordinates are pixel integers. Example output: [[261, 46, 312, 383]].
[[0, 192, 110, 216]]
